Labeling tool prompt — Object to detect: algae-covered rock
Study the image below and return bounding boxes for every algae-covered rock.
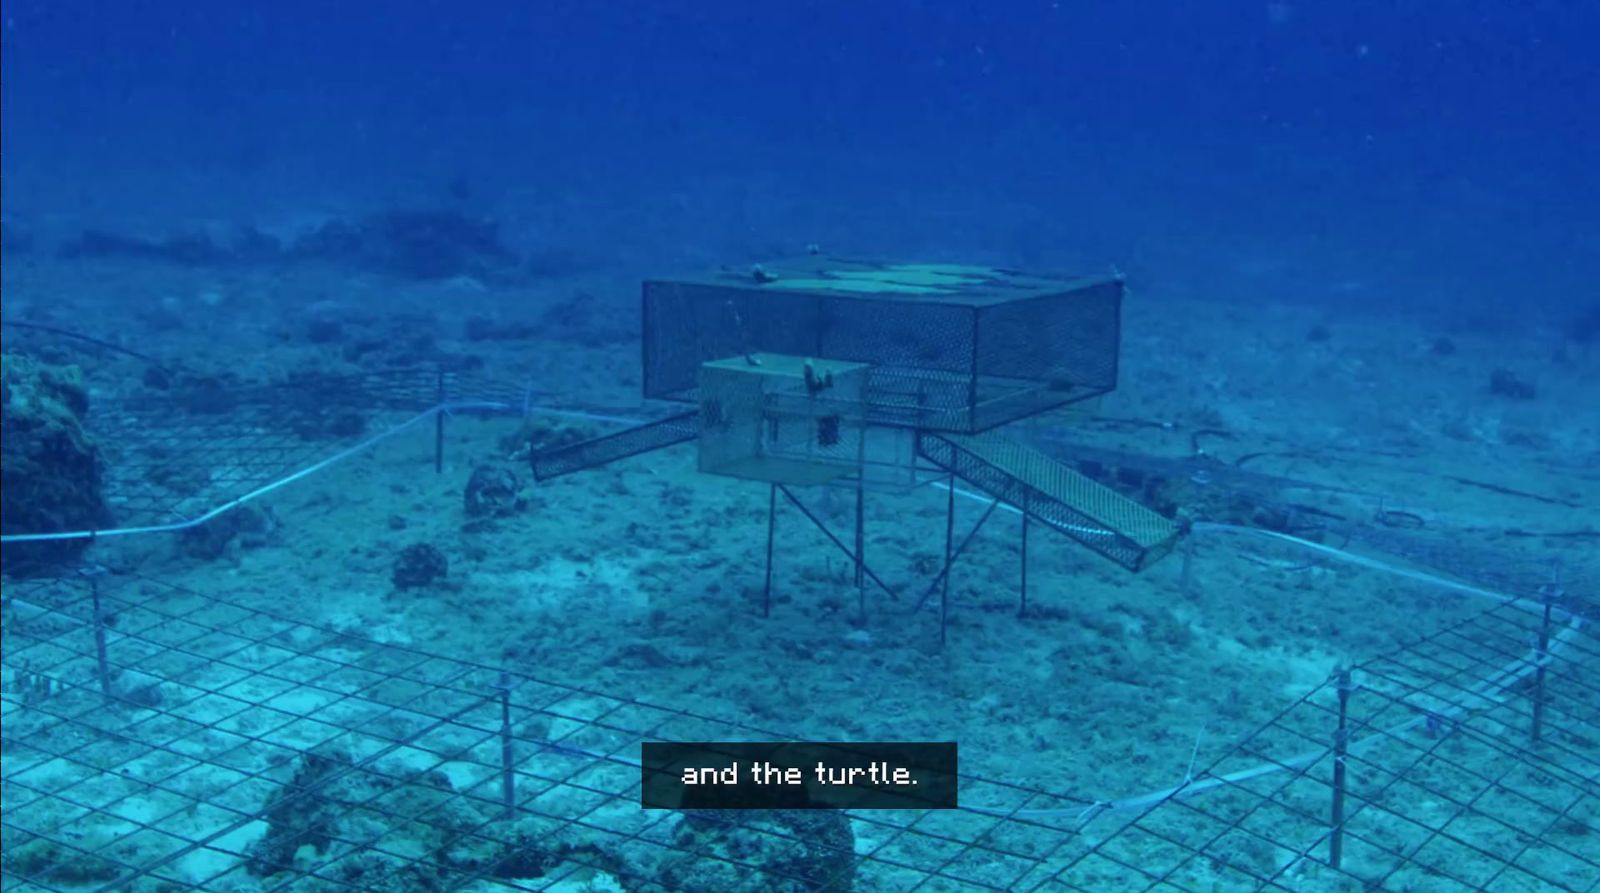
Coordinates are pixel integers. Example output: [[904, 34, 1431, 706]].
[[1, 352, 111, 573], [661, 809, 858, 892]]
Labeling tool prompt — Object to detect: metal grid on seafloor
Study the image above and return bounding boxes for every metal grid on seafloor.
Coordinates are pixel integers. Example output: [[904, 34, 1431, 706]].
[[3, 572, 1597, 893], [1043, 595, 1600, 893], [0, 571, 1093, 893]]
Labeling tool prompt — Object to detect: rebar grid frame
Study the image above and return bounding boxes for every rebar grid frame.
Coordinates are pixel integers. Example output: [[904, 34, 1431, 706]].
[[4, 567, 1596, 892], [0, 571, 1095, 893], [1041, 596, 1600, 893], [6, 330, 1597, 891]]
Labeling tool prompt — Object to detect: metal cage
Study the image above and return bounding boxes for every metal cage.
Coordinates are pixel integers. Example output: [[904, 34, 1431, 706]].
[[641, 258, 1122, 434]]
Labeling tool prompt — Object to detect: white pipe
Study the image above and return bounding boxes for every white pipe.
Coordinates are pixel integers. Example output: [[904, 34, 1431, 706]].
[[0, 400, 634, 544], [966, 523, 1584, 821]]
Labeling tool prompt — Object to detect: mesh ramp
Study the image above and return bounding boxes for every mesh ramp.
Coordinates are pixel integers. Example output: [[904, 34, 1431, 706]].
[[918, 432, 1182, 571], [530, 410, 699, 481]]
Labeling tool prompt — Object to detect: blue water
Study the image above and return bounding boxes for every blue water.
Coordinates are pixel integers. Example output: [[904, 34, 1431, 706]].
[[3, 7, 1598, 889], [3, 1, 1596, 317]]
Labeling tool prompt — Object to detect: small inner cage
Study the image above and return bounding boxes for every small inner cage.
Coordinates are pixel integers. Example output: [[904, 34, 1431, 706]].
[[697, 353, 868, 485]]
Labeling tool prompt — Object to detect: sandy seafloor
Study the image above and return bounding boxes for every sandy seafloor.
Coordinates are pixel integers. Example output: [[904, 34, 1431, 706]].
[[2, 234, 1597, 893]]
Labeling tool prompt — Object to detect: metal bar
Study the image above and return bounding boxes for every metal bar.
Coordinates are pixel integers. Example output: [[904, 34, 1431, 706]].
[[90, 572, 112, 702], [1019, 502, 1030, 618], [943, 473, 956, 645], [1533, 587, 1554, 743], [855, 476, 867, 620], [640, 282, 653, 397], [913, 495, 1001, 615], [1330, 667, 1353, 869], [434, 368, 447, 473], [764, 484, 777, 618], [856, 403, 870, 621], [497, 672, 515, 819], [1180, 534, 1196, 599], [967, 307, 981, 431], [776, 485, 898, 601]]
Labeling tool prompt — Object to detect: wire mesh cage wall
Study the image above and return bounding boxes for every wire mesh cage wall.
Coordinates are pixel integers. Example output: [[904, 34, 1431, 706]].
[[639, 258, 1123, 435], [2, 323, 530, 576], [697, 354, 870, 486], [88, 367, 462, 519]]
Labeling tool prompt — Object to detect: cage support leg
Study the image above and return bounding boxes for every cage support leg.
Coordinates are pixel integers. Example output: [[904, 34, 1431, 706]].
[[776, 485, 898, 601], [913, 495, 1000, 615], [434, 368, 446, 474], [1330, 667, 1353, 869], [764, 484, 777, 618]]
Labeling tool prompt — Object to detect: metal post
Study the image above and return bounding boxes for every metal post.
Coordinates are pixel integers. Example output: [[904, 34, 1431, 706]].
[[1532, 586, 1556, 743], [497, 671, 515, 819], [89, 572, 112, 701], [1180, 533, 1196, 600], [1019, 503, 1030, 618], [434, 368, 447, 473], [854, 478, 866, 620], [966, 310, 981, 429], [1330, 667, 1353, 869], [941, 474, 956, 645], [763, 484, 777, 618]]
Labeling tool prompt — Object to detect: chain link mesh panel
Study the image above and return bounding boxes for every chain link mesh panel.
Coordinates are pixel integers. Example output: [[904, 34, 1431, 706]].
[[641, 281, 823, 403], [640, 259, 1123, 434], [972, 281, 1121, 431]]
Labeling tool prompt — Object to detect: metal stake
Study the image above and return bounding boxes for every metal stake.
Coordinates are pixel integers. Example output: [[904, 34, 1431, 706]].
[[434, 368, 447, 473], [763, 484, 777, 618], [1330, 667, 1353, 869], [89, 571, 112, 701], [497, 671, 515, 819], [1532, 585, 1557, 743], [1180, 533, 1196, 600], [1019, 503, 1030, 618], [941, 473, 956, 645], [854, 478, 866, 620]]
